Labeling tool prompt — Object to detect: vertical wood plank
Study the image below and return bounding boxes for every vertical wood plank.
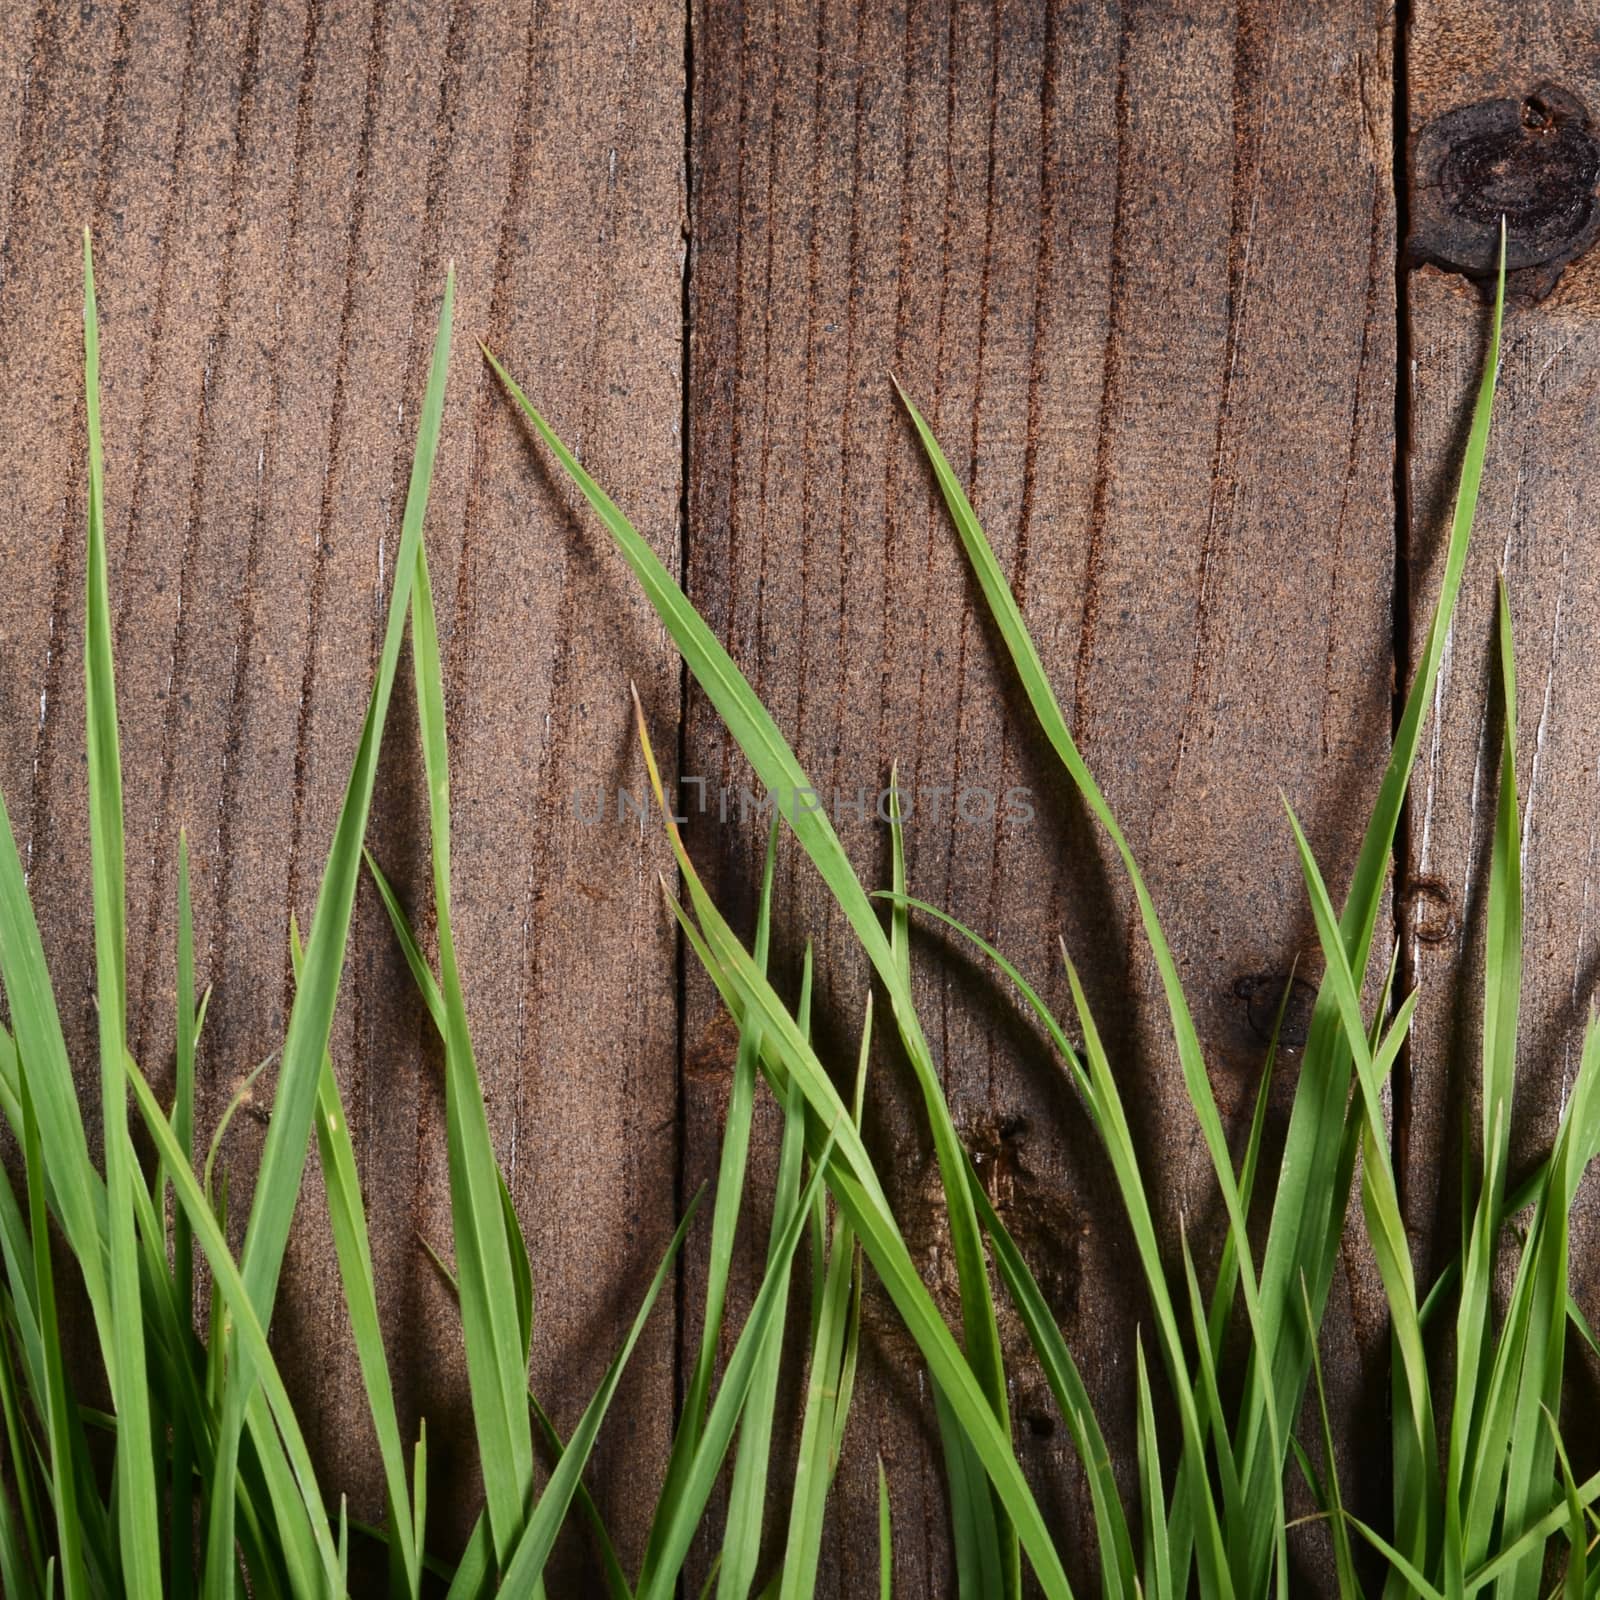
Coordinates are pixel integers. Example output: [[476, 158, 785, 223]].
[[686, 0, 1397, 1588], [0, 0, 685, 1574], [1403, 1, 1600, 1365]]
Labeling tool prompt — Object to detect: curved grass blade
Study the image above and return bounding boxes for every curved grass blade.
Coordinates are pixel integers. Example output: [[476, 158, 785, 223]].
[[900, 231, 1506, 1596], [0, 1302, 46, 1591], [897, 379, 1286, 1598], [485, 355, 1014, 1559], [1229, 229, 1505, 1577]]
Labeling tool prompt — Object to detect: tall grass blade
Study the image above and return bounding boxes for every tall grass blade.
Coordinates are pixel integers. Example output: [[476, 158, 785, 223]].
[[1232, 228, 1506, 1582], [896, 378, 1286, 1598], [168, 830, 201, 1600], [879, 1457, 893, 1600], [81, 231, 163, 1600], [685, 818, 776, 1600], [1135, 1336, 1173, 1600], [485, 354, 1015, 1567], [407, 515, 534, 1568], [206, 267, 456, 1589]]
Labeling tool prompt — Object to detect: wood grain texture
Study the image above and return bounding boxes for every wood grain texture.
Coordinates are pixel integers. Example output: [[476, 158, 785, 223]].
[[1402, 0, 1600, 1390], [21, 0, 1588, 1589], [0, 0, 685, 1578], [684, 0, 1397, 1590]]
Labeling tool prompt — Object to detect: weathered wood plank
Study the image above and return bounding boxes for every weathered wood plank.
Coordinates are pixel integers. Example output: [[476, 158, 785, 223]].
[[1402, 0, 1600, 1366], [685, 0, 1396, 1589], [0, 0, 684, 1575]]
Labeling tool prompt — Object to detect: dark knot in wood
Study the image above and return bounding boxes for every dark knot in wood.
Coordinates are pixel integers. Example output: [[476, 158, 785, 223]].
[[1232, 972, 1316, 1050], [1410, 83, 1600, 300]]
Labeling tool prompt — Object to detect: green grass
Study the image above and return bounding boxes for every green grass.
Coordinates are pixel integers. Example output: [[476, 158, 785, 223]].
[[0, 226, 1597, 1598]]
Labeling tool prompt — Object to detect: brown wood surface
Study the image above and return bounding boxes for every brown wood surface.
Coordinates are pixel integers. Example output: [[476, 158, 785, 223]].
[[685, 0, 1396, 1591], [0, 0, 686, 1581], [1402, 0, 1600, 1396], [6, 0, 1598, 1593]]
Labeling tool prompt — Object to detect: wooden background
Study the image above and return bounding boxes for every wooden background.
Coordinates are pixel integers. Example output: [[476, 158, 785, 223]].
[[1, 0, 1595, 1592]]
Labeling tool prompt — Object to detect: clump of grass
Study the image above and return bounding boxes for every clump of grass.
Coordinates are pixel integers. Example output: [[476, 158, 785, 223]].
[[0, 222, 1594, 1600], [0, 238, 885, 1599], [499, 224, 1600, 1597]]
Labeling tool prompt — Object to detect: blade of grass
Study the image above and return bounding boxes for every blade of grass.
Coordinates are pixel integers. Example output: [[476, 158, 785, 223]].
[[487, 357, 1015, 1571], [879, 1457, 893, 1600], [408, 450, 534, 1570], [713, 946, 812, 1600], [935, 1381, 1004, 1600], [897, 377, 1288, 1600], [1446, 580, 1521, 1593], [1135, 1335, 1172, 1600], [526, 1392, 632, 1600], [207, 267, 456, 1591], [288, 918, 420, 1598], [81, 232, 164, 1600], [1229, 229, 1505, 1582]]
